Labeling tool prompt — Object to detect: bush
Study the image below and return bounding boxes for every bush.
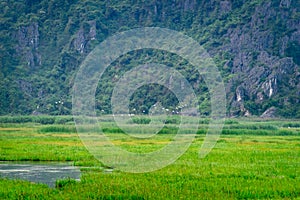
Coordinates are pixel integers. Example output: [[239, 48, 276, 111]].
[[165, 117, 180, 124], [199, 119, 210, 124], [158, 126, 178, 134], [0, 116, 35, 123], [102, 127, 124, 133], [55, 116, 74, 124], [197, 129, 207, 134], [227, 124, 278, 130], [225, 119, 239, 124], [132, 117, 151, 124], [0, 115, 74, 125], [278, 130, 297, 136], [222, 129, 270, 135], [282, 123, 300, 128], [35, 116, 55, 124], [38, 125, 76, 133]]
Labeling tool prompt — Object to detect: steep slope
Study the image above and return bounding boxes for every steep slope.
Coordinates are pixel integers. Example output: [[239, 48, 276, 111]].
[[0, 0, 299, 117]]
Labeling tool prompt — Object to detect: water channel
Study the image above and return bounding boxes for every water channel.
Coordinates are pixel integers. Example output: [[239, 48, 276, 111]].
[[0, 162, 81, 188]]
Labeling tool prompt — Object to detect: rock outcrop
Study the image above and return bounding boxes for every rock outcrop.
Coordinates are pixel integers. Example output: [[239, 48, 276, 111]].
[[16, 22, 41, 68]]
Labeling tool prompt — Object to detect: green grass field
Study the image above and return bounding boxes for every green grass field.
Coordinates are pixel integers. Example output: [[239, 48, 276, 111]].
[[0, 116, 299, 199]]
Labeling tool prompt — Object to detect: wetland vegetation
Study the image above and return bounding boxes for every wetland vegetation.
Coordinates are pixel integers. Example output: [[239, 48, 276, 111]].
[[0, 116, 299, 199]]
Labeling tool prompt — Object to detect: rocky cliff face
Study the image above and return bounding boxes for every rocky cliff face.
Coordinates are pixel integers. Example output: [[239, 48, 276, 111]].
[[0, 0, 299, 117], [72, 20, 97, 54], [16, 22, 41, 68], [222, 1, 299, 117]]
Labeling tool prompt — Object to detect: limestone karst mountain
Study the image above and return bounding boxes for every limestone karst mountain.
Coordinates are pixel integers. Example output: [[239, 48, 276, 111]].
[[0, 0, 299, 117]]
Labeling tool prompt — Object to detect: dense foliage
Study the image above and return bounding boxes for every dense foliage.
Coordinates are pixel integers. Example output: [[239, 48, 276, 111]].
[[0, 0, 299, 117]]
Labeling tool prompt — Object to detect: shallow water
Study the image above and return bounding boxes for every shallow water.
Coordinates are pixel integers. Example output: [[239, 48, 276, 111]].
[[0, 162, 81, 187]]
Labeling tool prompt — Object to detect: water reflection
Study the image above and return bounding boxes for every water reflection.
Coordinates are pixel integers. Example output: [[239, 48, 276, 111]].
[[0, 162, 81, 187]]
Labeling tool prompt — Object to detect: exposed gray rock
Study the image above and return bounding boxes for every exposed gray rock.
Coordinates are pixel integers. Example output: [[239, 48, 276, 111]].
[[280, 0, 291, 8], [183, 0, 195, 11], [72, 28, 85, 53], [221, 1, 299, 116], [88, 21, 97, 40], [72, 21, 97, 53], [16, 22, 41, 68], [260, 107, 277, 118], [279, 36, 289, 56], [220, 1, 232, 14]]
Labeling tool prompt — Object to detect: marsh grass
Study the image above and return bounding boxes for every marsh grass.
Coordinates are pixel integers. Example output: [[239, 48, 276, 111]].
[[55, 178, 78, 189], [0, 115, 74, 124], [38, 125, 76, 133], [0, 117, 299, 199]]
